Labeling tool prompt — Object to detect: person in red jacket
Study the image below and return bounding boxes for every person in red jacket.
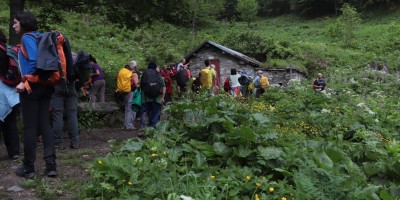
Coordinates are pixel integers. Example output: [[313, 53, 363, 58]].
[[161, 65, 173, 104]]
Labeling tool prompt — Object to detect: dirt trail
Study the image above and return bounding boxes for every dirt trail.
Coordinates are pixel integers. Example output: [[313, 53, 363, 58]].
[[0, 127, 140, 200]]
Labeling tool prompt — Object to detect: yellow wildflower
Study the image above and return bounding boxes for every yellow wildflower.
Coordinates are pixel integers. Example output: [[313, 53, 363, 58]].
[[151, 153, 157, 157], [256, 182, 262, 187], [269, 187, 274, 192], [255, 194, 260, 200], [128, 181, 132, 185], [210, 175, 215, 179], [163, 151, 167, 155], [98, 160, 102, 164], [281, 197, 286, 200], [246, 175, 251, 182]]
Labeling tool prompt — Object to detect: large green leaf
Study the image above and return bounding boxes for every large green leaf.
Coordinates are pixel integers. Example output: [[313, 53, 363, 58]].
[[234, 145, 254, 158], [257, 146, 284, 160], [195, 151, 207, 167], [226, 126, 257, 145], [379, 189, 394, 200], [213, 142, 230, 156], [314, 151, 333, 169]]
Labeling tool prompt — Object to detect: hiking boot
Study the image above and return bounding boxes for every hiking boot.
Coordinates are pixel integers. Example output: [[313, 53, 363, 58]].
[[55, 143, 66, 150], [45, 163, 57, 177], [70, 144, 79, 149], [15, 165, 35, 179], [11, 155, 19, 160]]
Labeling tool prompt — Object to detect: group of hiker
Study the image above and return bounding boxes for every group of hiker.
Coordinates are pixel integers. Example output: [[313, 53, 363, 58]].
[[0, 11, 327, 181], [0, 12, 110, 179]]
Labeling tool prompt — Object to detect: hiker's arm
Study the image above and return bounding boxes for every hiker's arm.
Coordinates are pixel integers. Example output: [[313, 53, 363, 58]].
[[162, 86, 166, 102], [132, 73, 139, 87]]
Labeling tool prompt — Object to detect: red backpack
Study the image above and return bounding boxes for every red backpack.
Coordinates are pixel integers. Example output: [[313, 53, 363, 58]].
[[223, 76, 230, 92], [0, 44, 21, 87]]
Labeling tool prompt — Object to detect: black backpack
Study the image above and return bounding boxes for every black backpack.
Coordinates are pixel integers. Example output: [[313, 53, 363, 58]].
[[176, 69, 189, 86], [141, 69, 163, 98], [238, 75, 250, 85], [73, 51, 93, 89]]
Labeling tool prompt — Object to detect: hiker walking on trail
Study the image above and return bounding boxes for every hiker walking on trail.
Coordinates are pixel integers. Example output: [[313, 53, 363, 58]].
[[0, 29, 20, 160], [312, 73, 326, 91], [116, 60, 140, 130], [89, 57, 106, 102], [141, 62, 166, 128], [14, 12, 58, 178]]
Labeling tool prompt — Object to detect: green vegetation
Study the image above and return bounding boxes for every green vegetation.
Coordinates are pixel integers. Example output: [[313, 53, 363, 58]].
[[1, 1, 400, 199]]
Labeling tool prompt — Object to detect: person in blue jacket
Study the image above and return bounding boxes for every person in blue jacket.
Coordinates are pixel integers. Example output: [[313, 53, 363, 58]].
[[14, 12, 57, 178]]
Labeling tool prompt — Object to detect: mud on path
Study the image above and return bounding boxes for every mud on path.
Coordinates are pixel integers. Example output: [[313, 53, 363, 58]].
[[0, 127, 141, 200]]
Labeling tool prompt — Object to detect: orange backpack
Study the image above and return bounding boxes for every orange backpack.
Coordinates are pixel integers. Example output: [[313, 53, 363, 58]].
[[21, 31, 73, 93]]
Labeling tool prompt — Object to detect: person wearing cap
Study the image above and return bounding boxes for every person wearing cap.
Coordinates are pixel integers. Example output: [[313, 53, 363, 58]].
[[141, 62, 166, 128], [253, 70, 264, 98], [116, 60, 139, 130]]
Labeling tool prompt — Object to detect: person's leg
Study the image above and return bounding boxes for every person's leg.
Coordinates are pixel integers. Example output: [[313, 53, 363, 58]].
[[149, 102, 162, 128], [89, 80, 101, 103], [39, 86, 57, 176], [3, 108, 20, 159], [18, 91, 40, 177], [124, 92, 135, 129], [51, 93, 65, 146], [65, 90, 79, 148], [98, 79, 106, 102]]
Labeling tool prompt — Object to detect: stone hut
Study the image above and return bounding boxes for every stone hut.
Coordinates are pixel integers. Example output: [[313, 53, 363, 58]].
[[184, 40, 304, 86], [184, 40, 262, 86], [264, 67, 305, 86]]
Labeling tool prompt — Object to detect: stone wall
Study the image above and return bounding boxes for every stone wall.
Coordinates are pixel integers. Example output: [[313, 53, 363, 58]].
[[187, 46, 304, 86], [265, 68, 304, 86]]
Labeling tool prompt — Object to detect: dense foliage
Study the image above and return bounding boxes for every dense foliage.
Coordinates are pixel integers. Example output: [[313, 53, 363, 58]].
[[85, 79, 400, 199]]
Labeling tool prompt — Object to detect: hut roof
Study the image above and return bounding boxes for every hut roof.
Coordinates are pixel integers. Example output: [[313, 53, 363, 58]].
[[185, 40, 263, 67]]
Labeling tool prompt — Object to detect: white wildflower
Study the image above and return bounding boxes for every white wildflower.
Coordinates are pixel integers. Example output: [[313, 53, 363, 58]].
[[180, 195, 194, 200], [357, 103, 365, 108], [134, 157, 143, 164], [365, 108, 375, 115], [321, 109, 331, 113]]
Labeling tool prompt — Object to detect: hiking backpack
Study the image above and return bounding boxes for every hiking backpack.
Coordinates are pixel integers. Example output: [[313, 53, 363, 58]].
[[200, 67, 212, 88], [141, 69, 163, 98], [238, 75, 250, 85], [223, 76, 230, 92], [260, 76, 269, 89], [73, 50, 93, 89], [176, 68, 189, 86], [0, 44, 21, 87], [21, 31, 73, 93]]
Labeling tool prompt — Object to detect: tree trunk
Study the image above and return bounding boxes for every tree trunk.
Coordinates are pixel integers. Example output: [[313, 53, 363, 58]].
[[9, 0, 25, 46]]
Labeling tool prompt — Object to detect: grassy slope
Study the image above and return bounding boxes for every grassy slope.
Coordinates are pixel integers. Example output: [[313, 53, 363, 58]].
[[1, 4, 400, 88]]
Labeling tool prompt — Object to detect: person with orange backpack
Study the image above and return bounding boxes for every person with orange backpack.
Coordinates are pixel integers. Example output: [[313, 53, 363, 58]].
[[0, 29, 20, 160], [13, 12, 59, 178]]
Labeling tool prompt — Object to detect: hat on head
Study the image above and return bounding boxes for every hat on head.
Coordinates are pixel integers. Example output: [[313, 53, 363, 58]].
[[128, 60, 137, 69], [148, 61, 157, 70], [257, 70, 263, 74]]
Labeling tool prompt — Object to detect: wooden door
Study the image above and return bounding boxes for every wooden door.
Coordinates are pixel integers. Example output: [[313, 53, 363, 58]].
[[209, 59, 220, 87]]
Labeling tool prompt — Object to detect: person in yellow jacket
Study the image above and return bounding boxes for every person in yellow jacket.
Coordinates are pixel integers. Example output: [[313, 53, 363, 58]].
[[200, 59, 214, 95], [116, 61, 139, 130]]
